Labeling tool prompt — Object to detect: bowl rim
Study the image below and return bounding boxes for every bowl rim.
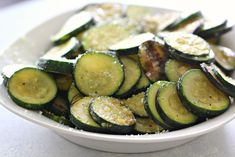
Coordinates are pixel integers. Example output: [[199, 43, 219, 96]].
[[0, 3, 235, 144]]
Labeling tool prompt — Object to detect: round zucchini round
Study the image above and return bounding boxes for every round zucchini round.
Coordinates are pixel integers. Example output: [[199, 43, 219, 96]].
[[7, 68, 58, 110]]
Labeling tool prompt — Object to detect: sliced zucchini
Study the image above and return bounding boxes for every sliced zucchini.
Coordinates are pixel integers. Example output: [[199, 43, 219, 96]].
[[70, 97, 107, 133], [156, 82, 198, 128], [37, 41, 76, 75], [200, 63, 235, 97], [144, 81, 174, 130], [124, 92, 148, 117], [210, 45, 235, 72], [212, 64, 235, 92], [42, 110, 74, 127], [164, 33, 210, 57], [109, 33, 155, 55], [172, 18, 203, 33], [133, 71, 151, 92], [68, 83, 83, 104], [47, 94, 69, 117], [115, 57, 141, 97], [165, 59, 196, 81], [205, 35, 221, 45], [196, 19, 227, 37], [1, 64, 32, 86], [139, 40, 168, 82], [89, 97, 135, 134], [82, 23, 133, 51], [74, 52, 124, 96], [54, 74, 72, 91], [178, 69, 230, 117], [7, 68, 57, 110], [52, 11, 94, 45], [133, 117, 164, 134], [84, 3, 125, 23], [164, 11, 203, 31]]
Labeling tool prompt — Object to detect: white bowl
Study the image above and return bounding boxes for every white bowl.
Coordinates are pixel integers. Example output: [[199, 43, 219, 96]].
[[0, 4, 235, 153]]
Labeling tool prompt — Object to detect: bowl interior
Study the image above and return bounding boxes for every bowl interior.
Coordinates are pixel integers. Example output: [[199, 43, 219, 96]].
[[0, 5, 235, 143]]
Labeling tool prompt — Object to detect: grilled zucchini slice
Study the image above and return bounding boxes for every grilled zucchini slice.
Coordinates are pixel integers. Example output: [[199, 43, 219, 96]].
[[124, 92, 148, 117], [89, 97, 136, 134], [68, 83, 83, 104], [52, 11, 94, 45], [70, 97, 107, 133], [178, 69, 230, 117], [139, 40, 168, 82], [54, 74, 72, 91], [7, 68, 57, 110], [164, 33, 210, 57], [47, 94, 69, 117], [133, 71, 151, 92], [133, 117, 164, 134], [165, 59, 196, 81], [144, 81, 173, 130], [157, 82, 198, 128], [109, 33, 155, 55], [115, 57, 141, 97], [74, 52, 124, 96]]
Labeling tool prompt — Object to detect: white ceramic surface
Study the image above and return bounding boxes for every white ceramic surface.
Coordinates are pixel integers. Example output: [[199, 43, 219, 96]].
[[0, 4, 235, 153]]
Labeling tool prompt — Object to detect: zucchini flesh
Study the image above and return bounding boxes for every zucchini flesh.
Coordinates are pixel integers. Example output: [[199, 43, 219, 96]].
[[115, 57, 141, 97], [74, 52, 124, 96], [84, 3, 125, 23], [144, 81, 173, 130], [178, 69, 230, 117], [165, 59, 196, 81], [211, 45, 235, 71], [89, 97, 135, 133], [7, 68, 57, 110], [164, 33, 210, 57], [124, 92, 148, 117], [52, 11, 94, 45], [139, 40, 168, 82], [54, 74, 72, 91], [157, 82, 198, 128], [134, 117, 164, 134], [68, 83, 83, 104], [82, 23, 133, 51], [200, 63, 235, 97], [134, 71, 150, 92], [109, 32, 155, 54], [70, 97, 107, 133], [212, 64, 235, 92]]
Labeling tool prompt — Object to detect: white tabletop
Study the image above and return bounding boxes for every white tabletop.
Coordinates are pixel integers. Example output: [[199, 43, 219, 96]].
[[1, 0, 235, 156]]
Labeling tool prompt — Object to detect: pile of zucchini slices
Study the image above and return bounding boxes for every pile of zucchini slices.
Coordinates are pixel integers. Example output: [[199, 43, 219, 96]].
[[2, 3, 235, 134]]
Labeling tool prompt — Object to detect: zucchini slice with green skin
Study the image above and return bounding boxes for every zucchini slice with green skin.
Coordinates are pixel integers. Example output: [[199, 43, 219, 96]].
[[42, 110, 74, 127], [156, 82, 198, 128], [70, 97, 108, 133], [115, 57, 141, 97], [200, 63, 235, 97], [210, 45, 235, 72], [165, 59, 196, 82], [144, 81, 173, 130], [89, 96, 136, 134], [109, 33, 155, 55], [47, 94, 70, 117], [133, 71, 151, 92], [196, 19, 227, 37], [52, 11, 94, 45], [68, 83, 83, 105], [164, 11, 203, 31], [82, 23, 133, 51], [124, 92, 148, 117], [139, 40, 168, 82], [212, 64, 235, 93], [54, 74, 72, 91], [74, 51, 124, 96], [177, 69, 230, 117], [1, 64, 32, 86], [37, 40, 77, 75], [133, 117, 164, 134], [164, 33, 211, 57], [7, 68, 57, 110]]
